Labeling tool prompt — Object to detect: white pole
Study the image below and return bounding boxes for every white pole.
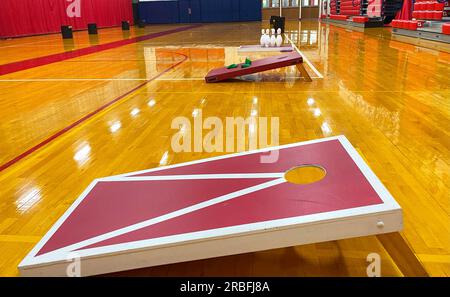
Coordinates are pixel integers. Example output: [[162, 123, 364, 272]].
[[279, 0, 282, 17], [319, 0, 322, 18], [299, 0, 302, 20]]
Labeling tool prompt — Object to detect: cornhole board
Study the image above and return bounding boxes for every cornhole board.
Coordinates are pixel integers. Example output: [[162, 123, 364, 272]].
[[238, 44, 293, 53], [19, 135, 402, 276], [205, 51, 311, 83]]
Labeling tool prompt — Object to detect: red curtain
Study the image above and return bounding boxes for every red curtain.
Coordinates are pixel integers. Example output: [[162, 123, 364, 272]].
[[395, 0, 413, 20], [0, 0, 133, 38]]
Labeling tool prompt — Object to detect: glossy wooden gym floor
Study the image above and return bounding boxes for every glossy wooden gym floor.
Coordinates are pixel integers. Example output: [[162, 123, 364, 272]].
[[0, 20, 449, 276]]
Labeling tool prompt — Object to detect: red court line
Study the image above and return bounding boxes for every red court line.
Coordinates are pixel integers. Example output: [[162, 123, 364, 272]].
[[0, 24, 201, 76], [0, 51, 188, 173]]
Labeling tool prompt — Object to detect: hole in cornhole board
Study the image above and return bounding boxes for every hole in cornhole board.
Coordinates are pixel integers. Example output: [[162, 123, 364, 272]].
[[284, 165, 326, 185]]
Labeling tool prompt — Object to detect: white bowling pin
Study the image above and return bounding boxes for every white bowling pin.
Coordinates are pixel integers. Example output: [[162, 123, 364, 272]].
[[270, 28, 276, 47], [276, 28, 283, 47], [264, 29, 270, 47], [260, 29, 265, 47]]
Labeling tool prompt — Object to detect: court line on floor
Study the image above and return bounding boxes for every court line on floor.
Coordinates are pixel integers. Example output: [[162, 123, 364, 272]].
[[0, 76, 321, 82], [0, 78, 160, 82], [284, 34, 324, 79], [0, 52, 188, 173], [0, 38, 56, 48], [0, 24, 201, 76], [0, 78, 204, 82]]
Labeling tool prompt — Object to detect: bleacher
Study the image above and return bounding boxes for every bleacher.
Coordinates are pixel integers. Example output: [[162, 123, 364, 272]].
[[412, 0, 446, 21], [392, 0, 449, 35], [326, 0, 384, 26]]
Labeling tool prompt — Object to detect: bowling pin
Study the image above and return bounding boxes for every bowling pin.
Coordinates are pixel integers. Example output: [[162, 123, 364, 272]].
[[276, 28, 283, 47], [264, 29, 270, 47], [270, 28, 276, 47], [260, 29, 265, 47]]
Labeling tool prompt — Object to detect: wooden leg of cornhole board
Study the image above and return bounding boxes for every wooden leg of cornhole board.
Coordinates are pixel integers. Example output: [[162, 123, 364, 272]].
[[296, 63, 312, 82]]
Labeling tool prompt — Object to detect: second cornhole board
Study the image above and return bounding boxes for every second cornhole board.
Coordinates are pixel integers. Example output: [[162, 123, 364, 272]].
[[205, 51, 311, 83], [238, 44, 294, 52], [19, 135, 402, 276]]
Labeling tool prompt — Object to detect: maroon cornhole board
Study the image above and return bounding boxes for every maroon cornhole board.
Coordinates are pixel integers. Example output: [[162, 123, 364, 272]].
[[19, 136, 402, 276], [205, 51, 303, 83]]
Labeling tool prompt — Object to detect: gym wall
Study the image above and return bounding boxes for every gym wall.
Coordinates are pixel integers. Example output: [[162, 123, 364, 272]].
[[138, 0, 262, 24], [0, 0, 133, 38], [261, 1, 320, 20]]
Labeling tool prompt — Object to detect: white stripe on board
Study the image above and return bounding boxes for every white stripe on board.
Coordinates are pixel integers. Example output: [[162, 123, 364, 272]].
[[102, 173, 285, 181]]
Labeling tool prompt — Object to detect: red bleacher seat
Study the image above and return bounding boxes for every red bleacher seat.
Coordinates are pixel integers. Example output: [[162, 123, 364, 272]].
[[408, 21, 418, 30], [339, 0, 362, 16], [414, 3, 423, 10], [435, 2, 445, 10], [401, 20, 409, 29], [330, 14, 349, 21], [443, 23, 450, 35], [392, 20, 408, 29], [412, 0, 446, 20], [352, 16, 369, 23], [433, 11, 443, 20], [394, 20, 418, 31]]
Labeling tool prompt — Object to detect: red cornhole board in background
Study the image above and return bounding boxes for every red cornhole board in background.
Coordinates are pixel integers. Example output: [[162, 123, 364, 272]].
[[19, 135, 402, 276], [205, 51, 311, 83]]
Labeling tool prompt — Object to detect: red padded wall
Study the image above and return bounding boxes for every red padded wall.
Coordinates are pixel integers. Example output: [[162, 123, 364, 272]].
[[0, 0, 133, 38]]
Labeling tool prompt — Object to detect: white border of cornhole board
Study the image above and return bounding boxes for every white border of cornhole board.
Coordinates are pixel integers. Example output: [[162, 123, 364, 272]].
[[19, 135, 402, 276]]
